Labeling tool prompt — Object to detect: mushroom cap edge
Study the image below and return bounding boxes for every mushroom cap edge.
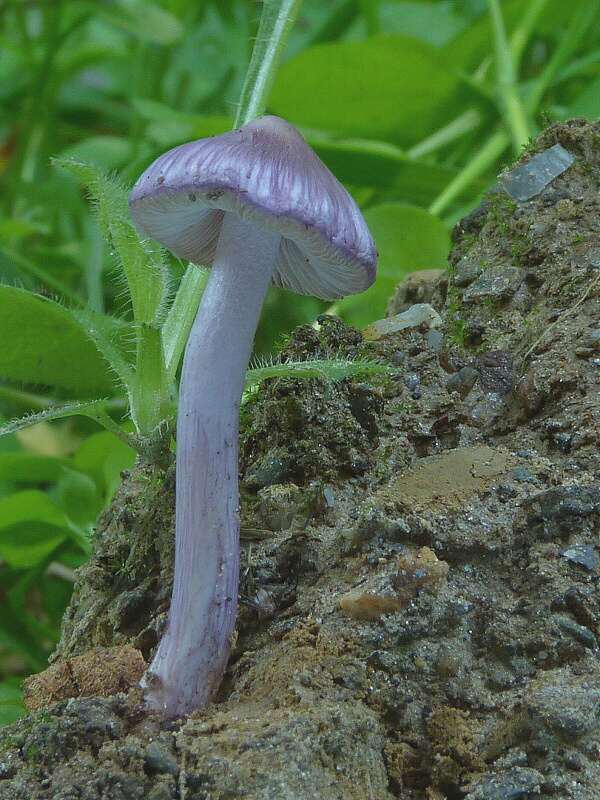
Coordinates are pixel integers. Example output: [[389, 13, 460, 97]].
[[129, 116, 377, 301]]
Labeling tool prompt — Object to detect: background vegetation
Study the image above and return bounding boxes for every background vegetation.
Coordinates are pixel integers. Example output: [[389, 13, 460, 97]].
[[0, 0, 598, 725]]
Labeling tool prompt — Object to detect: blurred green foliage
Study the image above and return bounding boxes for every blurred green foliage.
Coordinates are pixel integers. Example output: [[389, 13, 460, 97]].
[[0, 0, 598, 724]]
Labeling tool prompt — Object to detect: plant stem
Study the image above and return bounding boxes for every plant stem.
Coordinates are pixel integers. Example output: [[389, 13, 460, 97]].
[[524, 0, 600, 114], [509, 0, 550, 65], [233, 0, 304, 128], [429, 129, 509, 218], [408, 110, 482, 160], [488, 0, 531, 153], [163, 264, 209, 385], [130, 322, 170, 437]]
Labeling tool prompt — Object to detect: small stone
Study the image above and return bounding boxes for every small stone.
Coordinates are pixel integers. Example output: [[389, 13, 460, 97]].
[[257, 483, 301, 531], [454, 259, 484, 287], [147, 781, 177, 800], [509, 467, 538, 483], [394, 546, 449, 594], [553, 432, 572, 453], [463, 766, 544, 799], [0, 753, 17, 779], [339, 587, 408, 622], [451, 201, 489, 242], [339, 547, 448, 621], [514, 372, 545, 416], [244, 452, 295, 490], [555, 616, 597, 649], [574, 328, 600, 358], [446, 366, 479, 397], [498, 143, 575, 200], [524, 669, 600, 737], [562, 543, 597, 571], [427, 327, 445, 350], [387, 268, 445, 312], [473, 351, 513, 395], [323, 487, 335, 508], [362, 304, 442, 340], [496, 484, 517, 502], [527, 486, 600, 522], [144, 742, 179, 776], [463, 267, 523, 304], [433, 645, 461, 677], [109, 588, 152, 631]]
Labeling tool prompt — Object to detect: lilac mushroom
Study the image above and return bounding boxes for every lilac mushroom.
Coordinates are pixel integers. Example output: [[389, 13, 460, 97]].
[[129, 115, 377, 719]]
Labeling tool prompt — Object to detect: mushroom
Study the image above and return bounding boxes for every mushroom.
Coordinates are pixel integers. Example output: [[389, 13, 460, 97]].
[[129, 115, 377, 719]]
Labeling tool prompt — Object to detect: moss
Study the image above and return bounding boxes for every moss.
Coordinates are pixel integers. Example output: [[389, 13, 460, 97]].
[[446, 316, 469, 347], [454, 232, 477, 254]]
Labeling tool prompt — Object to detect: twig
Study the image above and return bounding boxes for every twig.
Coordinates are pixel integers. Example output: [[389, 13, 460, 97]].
[[522, 268, 600, 362]]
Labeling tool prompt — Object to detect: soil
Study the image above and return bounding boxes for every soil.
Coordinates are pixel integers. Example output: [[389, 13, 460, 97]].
[[2, 117, 600, 799]]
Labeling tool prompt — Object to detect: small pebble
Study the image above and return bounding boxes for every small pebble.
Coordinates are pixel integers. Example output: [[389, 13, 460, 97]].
[[144, 742, 179, 776], [553, 432, 572, 453], [562, 543, 597, 571], [362, 304, 442, 340], [258, 483, 301, 531], [509, 467, 538, 483], [463, 766, 544, 800], [525, 669, 600, 736], [555, 616, 597, 649], [446, 366, 479, 397]]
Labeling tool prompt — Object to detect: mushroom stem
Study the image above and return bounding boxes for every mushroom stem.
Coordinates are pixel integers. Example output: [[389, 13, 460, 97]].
[[143, 211, 282, 718]]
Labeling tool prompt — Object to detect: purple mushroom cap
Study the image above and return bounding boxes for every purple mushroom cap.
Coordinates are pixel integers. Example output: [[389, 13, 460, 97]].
[[129, 115, 377, 301]]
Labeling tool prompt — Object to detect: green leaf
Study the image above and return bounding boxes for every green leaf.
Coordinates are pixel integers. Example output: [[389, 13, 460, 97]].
[[379, 0, 470, 47], [71, 430, 136, 501], [0, 286, 114, 390], [443, 0, 575, 74], [57, 466, 103, 528], [0, 490, 72, 569], [244, 357, 396, 396], [72, 308, 135, 386], [309, 137, 483, 205], [59, 136, 134, 172], [93, 0, 184, 45], [269, 34, 474, 147], [567, 75, 600, 117], [336, 203, 451, 328], [0, 453, 68, 484], [132, 100, 231, 148], [0, 218, 41, 242], [0, 400, 111, 439], [0, 679, 26, 727], [55, 159, 170, 327], [1, 244, 85, 308], [7, 567, 61, 645], [0, 605, 48, 671]]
